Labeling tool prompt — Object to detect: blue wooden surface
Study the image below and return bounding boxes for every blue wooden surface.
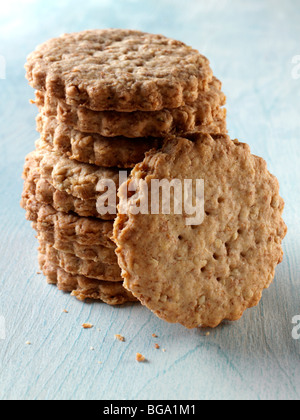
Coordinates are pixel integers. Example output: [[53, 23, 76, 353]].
[[0, 0, 299, 400]]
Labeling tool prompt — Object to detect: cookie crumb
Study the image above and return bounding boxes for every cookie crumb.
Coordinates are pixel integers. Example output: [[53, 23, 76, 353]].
[[82, 323, 93, 329], [36, 271, 41, 275], [162, 349, 166, 353], [97, 361, 103, 365], [136, 353, 146, 362], [115, 334, 125, 342], [206, 332, 211, 337], [152, 333, 158, 338], [63, 309, 68, 313], [154, 343, 160, 349], [25, 341, 31, 345]]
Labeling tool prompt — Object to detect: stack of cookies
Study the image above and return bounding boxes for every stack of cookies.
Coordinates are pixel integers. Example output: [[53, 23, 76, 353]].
[[21, 30, 286, 328]]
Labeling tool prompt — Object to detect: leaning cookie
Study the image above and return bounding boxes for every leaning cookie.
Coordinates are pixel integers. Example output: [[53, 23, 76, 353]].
[[113, 133, 287, 329], [26, 29, 213, 112]]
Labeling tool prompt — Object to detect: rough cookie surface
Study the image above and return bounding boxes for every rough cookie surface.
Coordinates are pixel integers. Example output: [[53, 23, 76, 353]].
[[24, 146, 124, 200], [22, 147, 127, 220], [38, 251, 137, 305], [23, 168, 114, 220], [26, 29, 213, 112], [37, 229, 116, 263], [34, 76, 226, 138], [113, 134, 287, 328], [36, 116, 162, 168], [39, 241, 122, 282], [21, 193, 115, 248]]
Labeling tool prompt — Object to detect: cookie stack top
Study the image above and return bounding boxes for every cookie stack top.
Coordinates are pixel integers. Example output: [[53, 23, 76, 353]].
[[26, 29, 227, 145], [26, 29, 213, 112]]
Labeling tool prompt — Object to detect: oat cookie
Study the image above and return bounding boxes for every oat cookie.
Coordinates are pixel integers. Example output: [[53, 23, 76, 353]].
[[36, 116, 162, 168], [21, 192, 115, 248], [23, 171, 113, 220], [114, 133, 287, 328], [37, 229, 117, 263], [23, 152, 120, 220], [34, 77, 226, 138], [38, 251, 136, 305], [40, 241, 122, 282], [26, 29, 213, 112], [24, 146, 125, 201]]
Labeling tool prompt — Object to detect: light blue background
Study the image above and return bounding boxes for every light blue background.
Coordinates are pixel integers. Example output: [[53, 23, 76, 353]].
[[0, 0, 299, 400]]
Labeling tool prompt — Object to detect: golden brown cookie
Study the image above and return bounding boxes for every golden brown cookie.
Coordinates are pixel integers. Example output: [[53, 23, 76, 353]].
[[21, 192, 115, 248], [39, 240, 122, 281], [34, 77, 226, 138], [113, 133, 287, 329], [26, 29, 213, 112], [23, 171, 113, 220], [22, 148, 126, 220], [24, 146, 125, 201], [38, 251, 136, 305], [37, 228, 116, 263], [36, 116, 162, 168]]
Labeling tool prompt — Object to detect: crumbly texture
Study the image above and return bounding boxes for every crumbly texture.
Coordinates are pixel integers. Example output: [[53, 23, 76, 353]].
[[39, 240, 122, 282], [113, 133, 287, 329], [21, 191, 115, 248], [34, 77, 226, 138], [36, 116, 162, 168], [37, 229, 117, 264], [23, 172, 112, 219], [136, 353, 146, 362], [115, 334, 125, 342], [82, 323, 93, 329], [38, 251, 136, 305], [24, 145, 125, 201], [26, 29, 213, 112], [22, 160, 116, 220]]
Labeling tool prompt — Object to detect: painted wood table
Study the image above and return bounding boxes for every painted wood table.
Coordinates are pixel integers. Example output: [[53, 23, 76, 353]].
[[0, 0, 299, 400]]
